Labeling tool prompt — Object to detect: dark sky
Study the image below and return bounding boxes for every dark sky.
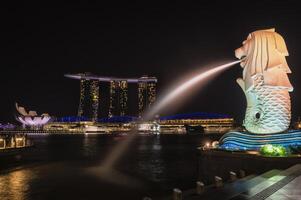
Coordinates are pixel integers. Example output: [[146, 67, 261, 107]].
[[1, 1, 301, 123]]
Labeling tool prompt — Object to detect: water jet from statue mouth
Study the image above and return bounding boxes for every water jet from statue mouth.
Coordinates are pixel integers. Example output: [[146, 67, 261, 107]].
[[88, 59, 242, 183], [144, 60, 241, 118]]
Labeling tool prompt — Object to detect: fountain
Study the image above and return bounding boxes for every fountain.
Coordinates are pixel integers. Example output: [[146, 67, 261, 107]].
[[219, 28, 301, 151]]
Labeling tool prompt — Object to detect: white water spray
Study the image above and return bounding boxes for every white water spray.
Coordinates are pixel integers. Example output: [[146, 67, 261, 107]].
[[88, 60, 241, 182], [145, 60, 241, 118]]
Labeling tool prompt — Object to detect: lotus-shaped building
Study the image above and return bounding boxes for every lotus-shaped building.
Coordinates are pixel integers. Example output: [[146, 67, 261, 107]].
[[16, 103, 51, 128]]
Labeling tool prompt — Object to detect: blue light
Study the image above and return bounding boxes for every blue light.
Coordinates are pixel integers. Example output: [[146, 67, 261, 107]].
[[219, 131, 301, 151]]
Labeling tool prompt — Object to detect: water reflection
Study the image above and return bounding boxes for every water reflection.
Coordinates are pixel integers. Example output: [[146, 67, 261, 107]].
[[0, 135, 212, 199], [82, 134, 97, 157], [0, 169, 34, 200], [137, 135, 165, 182]]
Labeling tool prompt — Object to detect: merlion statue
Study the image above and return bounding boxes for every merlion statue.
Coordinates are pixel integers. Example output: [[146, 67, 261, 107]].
[[235, 28, 293, 134]]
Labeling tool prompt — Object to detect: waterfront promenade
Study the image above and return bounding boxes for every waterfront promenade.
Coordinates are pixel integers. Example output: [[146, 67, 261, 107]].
[[164, 164, 301, 200]]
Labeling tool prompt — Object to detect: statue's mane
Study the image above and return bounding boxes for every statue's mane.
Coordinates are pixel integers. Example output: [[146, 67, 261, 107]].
[[244, 28, 291, 78]]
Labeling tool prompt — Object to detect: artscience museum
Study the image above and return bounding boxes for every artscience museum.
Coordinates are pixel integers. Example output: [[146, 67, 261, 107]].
[[15, 103, 51, 128]]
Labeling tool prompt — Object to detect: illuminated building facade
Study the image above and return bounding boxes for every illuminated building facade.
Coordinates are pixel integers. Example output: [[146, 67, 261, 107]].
[[77, 79, 86, 117], [159, 112, 235, 133], [90, 80, 100, 121], [77, 77, 100, 121], [65, 73, 157, 119], [119, 80, 128, 116], [0, 135, 28, 149], [147, 81, 156, 109], [109, 81, 118, 117], [138, 76, 157, 117], [108, 80, 128, 117], [138, 81, 147, 117]]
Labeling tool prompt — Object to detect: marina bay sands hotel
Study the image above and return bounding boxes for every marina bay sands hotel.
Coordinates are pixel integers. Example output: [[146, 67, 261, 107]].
[[65, 73, 157, 121]]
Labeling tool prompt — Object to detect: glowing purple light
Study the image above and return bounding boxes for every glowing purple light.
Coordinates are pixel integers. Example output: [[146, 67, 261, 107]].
[[15, 103, 51, 127]]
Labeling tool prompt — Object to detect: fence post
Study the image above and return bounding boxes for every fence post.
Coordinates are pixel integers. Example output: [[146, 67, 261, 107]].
[[214, 176, 223, 187], [196, 181, 205, 194], [173, 188, 182, 200], [230, 171, 237, 182]]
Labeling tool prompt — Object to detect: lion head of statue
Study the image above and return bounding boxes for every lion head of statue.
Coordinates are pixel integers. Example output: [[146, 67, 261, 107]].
[[235, 28, 293, 91]]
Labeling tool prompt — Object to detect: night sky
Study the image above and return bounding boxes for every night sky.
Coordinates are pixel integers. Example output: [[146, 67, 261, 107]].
[[1, 1, 301, 123]]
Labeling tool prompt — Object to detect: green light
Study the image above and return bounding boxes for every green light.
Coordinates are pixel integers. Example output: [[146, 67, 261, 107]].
[[260, 144, 288, 157]]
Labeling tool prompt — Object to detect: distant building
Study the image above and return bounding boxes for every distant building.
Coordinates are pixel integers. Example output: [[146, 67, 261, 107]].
[[15, 103, 51, 128], [108, 80, 118, 117], [158, 112, 235, 133], [119, 80, 128, 116], [77, 76, 100, 121], [109, 80, 128, 117], [65, 73, 157, 120], [47, 112, 234, 134], [138, 76, 157, 117]]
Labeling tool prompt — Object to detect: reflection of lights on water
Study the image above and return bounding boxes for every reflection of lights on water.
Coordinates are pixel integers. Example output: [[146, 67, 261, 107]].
[[0, 169, 33, 200], [152, 144, 162, 150]]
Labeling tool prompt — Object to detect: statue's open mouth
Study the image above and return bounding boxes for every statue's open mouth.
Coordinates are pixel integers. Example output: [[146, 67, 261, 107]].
[[240, 55, 246, 60], [239, 55, 247, 67]]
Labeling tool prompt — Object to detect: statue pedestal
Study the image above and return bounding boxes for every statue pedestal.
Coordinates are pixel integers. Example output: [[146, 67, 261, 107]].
[[219, 130, 301, 150]]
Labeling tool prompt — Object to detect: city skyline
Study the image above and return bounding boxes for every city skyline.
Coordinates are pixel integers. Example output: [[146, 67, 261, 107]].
[[1, 1, 301, 123], [1, 2, 301, 200]]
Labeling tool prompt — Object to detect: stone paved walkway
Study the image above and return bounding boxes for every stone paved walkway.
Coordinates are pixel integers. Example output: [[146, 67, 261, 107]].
[[173, 164, 301, 200], [266, 175, 301, 200]]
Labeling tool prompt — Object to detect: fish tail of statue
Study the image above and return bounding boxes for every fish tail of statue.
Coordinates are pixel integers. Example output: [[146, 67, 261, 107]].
[[241, 74, 291, 134]]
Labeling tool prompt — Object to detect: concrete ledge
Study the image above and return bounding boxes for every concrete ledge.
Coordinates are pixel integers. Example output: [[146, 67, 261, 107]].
[[197, 149, 301, 184]]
